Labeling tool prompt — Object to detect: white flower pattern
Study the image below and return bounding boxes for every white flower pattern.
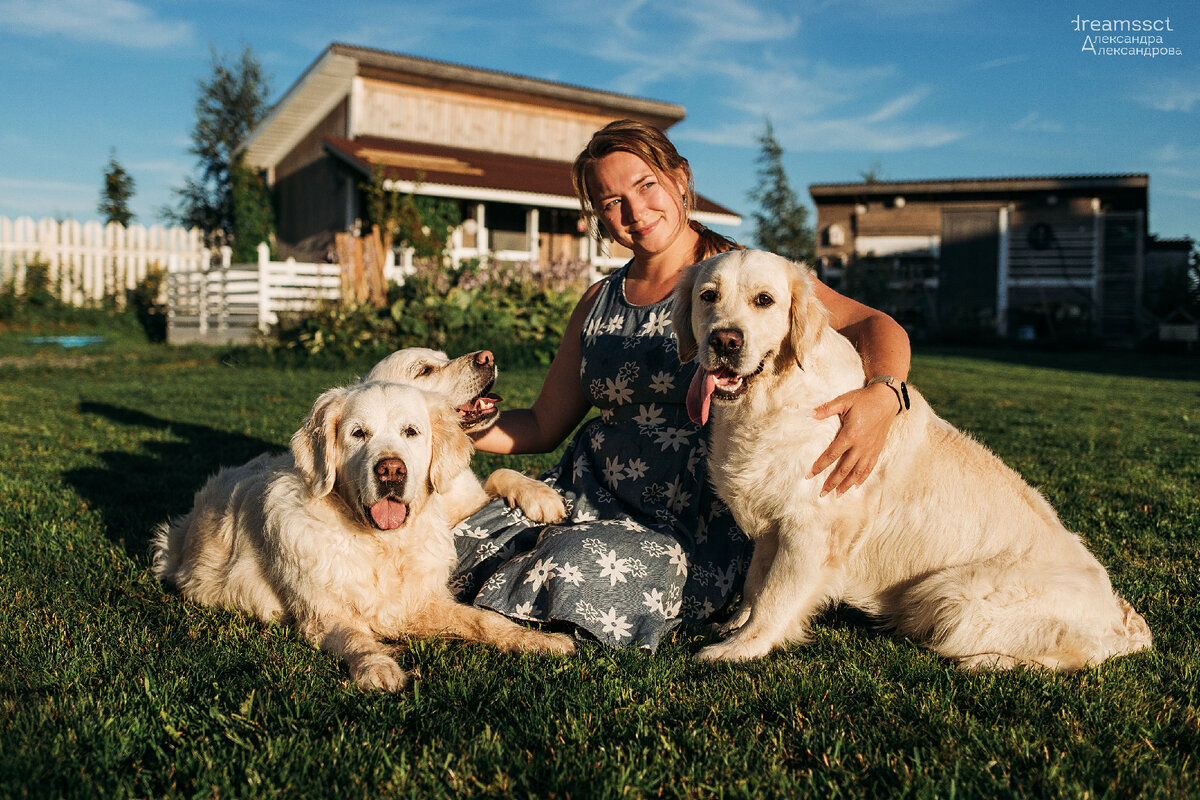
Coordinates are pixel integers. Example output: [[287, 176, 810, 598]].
[[450, 265, 750, 651]]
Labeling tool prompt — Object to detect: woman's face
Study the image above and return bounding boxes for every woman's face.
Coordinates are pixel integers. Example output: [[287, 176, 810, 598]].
[[588, 150, 688, 257]]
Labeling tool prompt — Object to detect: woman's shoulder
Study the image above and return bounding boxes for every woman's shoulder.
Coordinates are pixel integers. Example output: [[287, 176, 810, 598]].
[[576, 262, 630, 312]]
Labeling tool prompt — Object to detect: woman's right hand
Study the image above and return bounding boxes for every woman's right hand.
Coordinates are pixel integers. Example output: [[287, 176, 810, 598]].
[[469, 282, 601, 455]]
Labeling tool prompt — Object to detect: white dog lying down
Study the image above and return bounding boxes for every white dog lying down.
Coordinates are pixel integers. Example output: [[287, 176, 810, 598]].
[[150, 382, 573, 691], [674, 249, 1151, 671], [364, 347, 566, 525]]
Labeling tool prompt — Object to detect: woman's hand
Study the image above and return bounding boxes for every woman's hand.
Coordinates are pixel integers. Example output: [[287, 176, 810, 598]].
[[808, 382, 901, 497]]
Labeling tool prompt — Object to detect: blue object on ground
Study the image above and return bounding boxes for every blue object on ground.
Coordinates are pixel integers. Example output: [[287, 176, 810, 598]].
[[23, 336, 107, 348]]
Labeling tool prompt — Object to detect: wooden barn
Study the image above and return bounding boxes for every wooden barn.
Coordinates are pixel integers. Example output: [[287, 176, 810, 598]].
[[809, 174, 1150, 345], [239, 43, 739, 268]]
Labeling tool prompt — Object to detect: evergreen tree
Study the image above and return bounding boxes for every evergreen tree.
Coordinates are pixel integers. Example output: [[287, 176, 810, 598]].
[[747, 119, 814, 264], [166, 45, 272, 249], [230, 158, 275, 262], [99, 149, 135, 226]]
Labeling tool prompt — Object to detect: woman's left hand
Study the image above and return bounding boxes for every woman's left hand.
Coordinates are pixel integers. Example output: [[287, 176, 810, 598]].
[[808, 382, 900, 497]]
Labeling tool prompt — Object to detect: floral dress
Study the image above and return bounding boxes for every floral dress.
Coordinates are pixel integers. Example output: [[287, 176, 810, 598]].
[[451, 265, 750, 650]]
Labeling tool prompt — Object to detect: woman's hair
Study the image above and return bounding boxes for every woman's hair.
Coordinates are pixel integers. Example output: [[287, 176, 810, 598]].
[[571, 119, 740, 262]]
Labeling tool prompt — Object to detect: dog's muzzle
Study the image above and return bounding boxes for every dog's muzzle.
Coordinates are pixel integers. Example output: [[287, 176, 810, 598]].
[[368, 458, 409, 530]]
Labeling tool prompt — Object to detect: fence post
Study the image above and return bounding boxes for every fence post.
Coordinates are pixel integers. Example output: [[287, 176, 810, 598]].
[[165, 253, 177, 341], [198, 263, 209, 337], [218, 257, 229, 337], [257, 242, 271, 332]]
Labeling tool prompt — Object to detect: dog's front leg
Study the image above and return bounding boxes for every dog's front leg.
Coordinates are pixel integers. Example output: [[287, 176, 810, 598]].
[[717, 530, 779, 635], [409, 600, 575, 655], [302, 619, 410, 691], [485, 469, 567, 523], [698, 525, 831, 662]]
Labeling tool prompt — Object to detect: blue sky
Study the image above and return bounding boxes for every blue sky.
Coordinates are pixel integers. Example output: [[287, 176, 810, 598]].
[[1, 0, 1197, 243]]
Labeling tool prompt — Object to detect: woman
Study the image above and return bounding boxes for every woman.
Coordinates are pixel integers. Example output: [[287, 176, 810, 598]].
[[451, 119, 910, 649]]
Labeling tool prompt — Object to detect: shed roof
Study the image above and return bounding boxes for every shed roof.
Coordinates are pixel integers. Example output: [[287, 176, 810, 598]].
[[325, 135, 741, 226], [810, 174, 1149, 199], [241, 43, 687, 171]]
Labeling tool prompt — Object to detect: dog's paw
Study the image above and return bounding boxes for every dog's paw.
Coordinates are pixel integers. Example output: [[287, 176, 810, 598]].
[[696, 636, 774, 663], [716, 606, 752, 635], [534, 630, 576, 655], [512, 484, 567, 524], [955, 653, 1021, 672], [507, 629, 575, 655], [351, 654, 410, 691]]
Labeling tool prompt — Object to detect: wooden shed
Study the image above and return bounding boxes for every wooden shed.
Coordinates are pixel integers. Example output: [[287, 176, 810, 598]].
[[239, 43, 739, 268], [809, 175, 1150, 344]]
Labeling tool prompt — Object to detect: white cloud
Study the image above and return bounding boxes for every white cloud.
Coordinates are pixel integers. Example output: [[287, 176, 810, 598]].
[[973, 54, 1031, 71], [0, 176, 94, 220], [1135, 79, 1200, 113], [0, 0, 193, 49], [1012, 112, 1065, 133], [563, 0, 963, 155], [584, 0, 802, 95], [678, 101, 966, 153]]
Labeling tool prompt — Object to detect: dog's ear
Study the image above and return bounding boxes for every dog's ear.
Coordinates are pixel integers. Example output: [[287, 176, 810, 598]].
[[671, 264, 700, 363], [425, 397, 472, 495], [782, 264, 829, 370], [291, 386, 349, 497]]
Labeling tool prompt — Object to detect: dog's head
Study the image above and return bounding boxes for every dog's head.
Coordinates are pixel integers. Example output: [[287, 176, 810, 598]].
[[363, 347, 502, 434], [290, 382, 473, 532], [673, 249, 828, 425]]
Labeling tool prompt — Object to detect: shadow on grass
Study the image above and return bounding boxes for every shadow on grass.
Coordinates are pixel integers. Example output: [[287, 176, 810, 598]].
[[920, 344, 1199, 382], [67, 402, 281, 561]]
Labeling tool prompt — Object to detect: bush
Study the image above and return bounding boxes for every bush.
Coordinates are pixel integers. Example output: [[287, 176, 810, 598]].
[[128, 265, 168, 343], [270, 260, 587, 367]]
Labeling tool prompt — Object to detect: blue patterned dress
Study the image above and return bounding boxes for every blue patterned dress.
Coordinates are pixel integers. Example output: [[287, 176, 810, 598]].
[[451, 265, 751, 650]]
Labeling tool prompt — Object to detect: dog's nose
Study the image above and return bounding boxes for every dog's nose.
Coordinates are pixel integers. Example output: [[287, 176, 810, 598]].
[[474, 350, 494, 368], [374, 458, 407, 485], [709, 329, 743, 355]]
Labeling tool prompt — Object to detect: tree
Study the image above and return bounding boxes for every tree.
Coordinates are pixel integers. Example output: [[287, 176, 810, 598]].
[[99, 149, 135, 226], [230, 159, 275, 262], [166, 45, 272, 250], [747, 119, 814, 264], [859, 160, 885, 183]]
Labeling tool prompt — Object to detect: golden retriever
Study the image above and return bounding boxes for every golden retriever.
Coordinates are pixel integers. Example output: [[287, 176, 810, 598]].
[[364, 347, 566, 525], [673, 249, 1151, 670], [150, 381, 573, 691]]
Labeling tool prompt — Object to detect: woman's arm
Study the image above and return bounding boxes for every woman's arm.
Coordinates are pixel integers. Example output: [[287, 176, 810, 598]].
[[807, 277, 912, 496], [470, 282, 601, 455]]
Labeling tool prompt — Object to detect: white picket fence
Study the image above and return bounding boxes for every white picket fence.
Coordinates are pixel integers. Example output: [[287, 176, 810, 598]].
[[0, 216, 206, 304], [0, 216, 351, 345], [166, 243, 342, 344]]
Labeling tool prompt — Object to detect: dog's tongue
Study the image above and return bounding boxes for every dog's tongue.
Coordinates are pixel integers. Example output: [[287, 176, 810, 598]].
[[369, 498, 408, 530], [458, 392, 501, 417], [686, 368, 715, 426]]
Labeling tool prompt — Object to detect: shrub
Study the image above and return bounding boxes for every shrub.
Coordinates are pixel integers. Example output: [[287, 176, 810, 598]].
[[129, 265, 168, 342], [270, 260, 587, 367]]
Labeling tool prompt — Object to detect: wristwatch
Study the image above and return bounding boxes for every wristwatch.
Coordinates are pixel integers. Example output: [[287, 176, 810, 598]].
[[866, 375, 910, 414]]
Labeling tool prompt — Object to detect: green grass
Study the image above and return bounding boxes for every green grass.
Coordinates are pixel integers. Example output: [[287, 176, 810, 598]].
[[2, 321, 1198, 799]]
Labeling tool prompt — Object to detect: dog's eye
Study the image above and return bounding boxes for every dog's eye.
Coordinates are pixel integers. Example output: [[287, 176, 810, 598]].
[[403, 426, 420, 438], [754, 293, 775, 308], [351, 427, 368, 440], [699, 289, 718, 303], [415, 365, 434, 377]]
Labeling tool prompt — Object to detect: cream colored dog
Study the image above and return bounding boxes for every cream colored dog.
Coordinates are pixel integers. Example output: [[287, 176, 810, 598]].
[[150, 382, 573, 691], [364, 347, 566, 525], [674, 249, 1151, 671]]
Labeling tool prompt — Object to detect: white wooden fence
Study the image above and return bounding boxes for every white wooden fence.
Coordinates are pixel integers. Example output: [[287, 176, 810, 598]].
[[0, 216, 349, 345], [0, 216, 206, 305], [166, 243, 341, 344]]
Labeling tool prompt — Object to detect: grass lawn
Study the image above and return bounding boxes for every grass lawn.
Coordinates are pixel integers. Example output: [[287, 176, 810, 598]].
[[1, 320, 1197, 799]]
